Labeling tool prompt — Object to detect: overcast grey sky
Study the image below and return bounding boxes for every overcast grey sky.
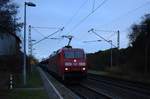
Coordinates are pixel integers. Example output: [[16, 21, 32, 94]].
[[16, 0, 150, 60]]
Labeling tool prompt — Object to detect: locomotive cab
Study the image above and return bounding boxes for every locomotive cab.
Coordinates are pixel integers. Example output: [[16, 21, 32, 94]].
[[61, 47, 87, 79], [47, 46, 87, 81]]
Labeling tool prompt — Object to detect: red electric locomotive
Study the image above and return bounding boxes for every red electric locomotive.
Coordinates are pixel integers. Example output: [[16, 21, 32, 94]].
[[48, 46, 87, 80]]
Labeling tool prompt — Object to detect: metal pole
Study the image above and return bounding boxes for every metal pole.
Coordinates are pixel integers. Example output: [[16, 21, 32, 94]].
[[117, 30, 120, 67], [110, 40, 113, 68], [145, 43, 148, 74], [23, 2, 27, 85], [28, 25, 32, 72], [117, 30, 120, 49], [92, 0, 95, 12], [145, 30, 148, 74], [28, 25, 32, 55]]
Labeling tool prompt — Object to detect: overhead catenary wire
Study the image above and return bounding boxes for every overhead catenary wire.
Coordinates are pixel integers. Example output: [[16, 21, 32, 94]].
[[31, 26, 63, 38], [102, 1, 150, 26], [107, 32, 117, 40], [31, 26, 61, 30], [68, 0, 109, 33], [31, 26, 63, 44], [95, 29, 117, 33], [49, 37, 62, 40], [64, 0, 89, 27], [83, 39, 101, 43], [95, 29, 118, 39], [88, 28, 117, 47], [32, 28, 45, 37], [33, 27, 64, 46]]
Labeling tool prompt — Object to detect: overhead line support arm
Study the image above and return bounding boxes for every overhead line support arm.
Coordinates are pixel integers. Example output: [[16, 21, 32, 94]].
[[88, 28, 117, 48], [33, 27, 64, 46]]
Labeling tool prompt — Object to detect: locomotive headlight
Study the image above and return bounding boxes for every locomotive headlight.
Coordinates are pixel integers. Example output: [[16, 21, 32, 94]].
[[82, 67, 86, 70], [74, 59, 77, 62], [79, 62, 86, 66], [65, 67, 68, 71], [65, 62, 72, 66]]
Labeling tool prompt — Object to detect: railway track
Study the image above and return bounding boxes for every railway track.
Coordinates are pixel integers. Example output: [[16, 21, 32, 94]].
[[66, 84, 110, 99], [81, 73, 150, 99], [88, 73, 150, 92], [39, 66, 150, 99], [41, 69, 110, 99], [88, 76, 150, 95], [41, 66, 111, 99]]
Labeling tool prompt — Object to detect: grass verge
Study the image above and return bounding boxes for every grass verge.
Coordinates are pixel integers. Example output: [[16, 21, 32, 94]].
[[2, 66, 49, 99], [8, 90, 48, 99]]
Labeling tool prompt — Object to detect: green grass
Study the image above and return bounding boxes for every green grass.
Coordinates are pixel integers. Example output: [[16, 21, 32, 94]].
[[15, 67, 43, 88], [8, 90, 48, 99], [4, 67, 49, 99], [26, 68, 43, 88]]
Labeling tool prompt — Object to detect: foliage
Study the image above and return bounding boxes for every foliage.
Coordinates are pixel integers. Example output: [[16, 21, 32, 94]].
[[87, 14, 150, 75], [87, 48, 119, 70], [0, 0, 23, 34], [128, 14, 150, 73], [128, 14, 150, 47], [28, 55, 39, 64]]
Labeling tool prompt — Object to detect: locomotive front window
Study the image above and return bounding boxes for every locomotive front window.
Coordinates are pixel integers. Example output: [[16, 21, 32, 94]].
[[64, 51, 84, 58], [74, 51, 83, 58], [64, 51, 74, 58]]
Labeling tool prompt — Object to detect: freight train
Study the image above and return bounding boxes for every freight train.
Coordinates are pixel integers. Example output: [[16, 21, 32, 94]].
[[40, 46, 87, 80]]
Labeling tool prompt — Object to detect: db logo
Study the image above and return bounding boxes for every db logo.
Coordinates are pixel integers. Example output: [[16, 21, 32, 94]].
[[73, 63, 77, 66]]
